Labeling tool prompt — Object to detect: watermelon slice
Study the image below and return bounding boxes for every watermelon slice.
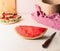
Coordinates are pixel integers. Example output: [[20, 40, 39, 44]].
[[15, 26, 47, 39], [0, 12, 21, 24]]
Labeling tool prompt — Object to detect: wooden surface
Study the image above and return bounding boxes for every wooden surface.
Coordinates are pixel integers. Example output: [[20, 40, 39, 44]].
[[0, 0, 16, 16]]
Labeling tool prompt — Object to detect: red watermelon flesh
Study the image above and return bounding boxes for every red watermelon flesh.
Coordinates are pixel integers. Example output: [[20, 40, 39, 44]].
[[15, 26, 47, 39]]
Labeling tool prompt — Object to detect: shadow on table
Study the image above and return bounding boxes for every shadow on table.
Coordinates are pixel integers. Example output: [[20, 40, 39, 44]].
[[32, 35, 50, 40]]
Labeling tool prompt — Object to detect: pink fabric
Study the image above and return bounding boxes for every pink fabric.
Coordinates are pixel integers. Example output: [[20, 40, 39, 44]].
[[31, 5, 60, 31]]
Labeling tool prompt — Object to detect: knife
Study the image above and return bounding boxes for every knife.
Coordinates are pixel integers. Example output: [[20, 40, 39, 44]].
[[42, 32, 56, 48]]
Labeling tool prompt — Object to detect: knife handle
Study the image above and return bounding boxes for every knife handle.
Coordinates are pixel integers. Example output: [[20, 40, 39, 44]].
[[42, 32, 56, 48]]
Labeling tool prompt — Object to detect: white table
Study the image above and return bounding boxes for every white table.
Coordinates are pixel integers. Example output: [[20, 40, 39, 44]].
[[0, 14, 60, 51]]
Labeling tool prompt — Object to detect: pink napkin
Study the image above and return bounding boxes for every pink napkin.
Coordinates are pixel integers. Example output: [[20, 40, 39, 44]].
[[31, 5, 60, 31]]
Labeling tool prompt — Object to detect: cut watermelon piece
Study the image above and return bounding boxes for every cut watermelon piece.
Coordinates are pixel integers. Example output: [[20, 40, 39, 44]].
[[0, 12, 21, 24], [15, 26, 47, 39]]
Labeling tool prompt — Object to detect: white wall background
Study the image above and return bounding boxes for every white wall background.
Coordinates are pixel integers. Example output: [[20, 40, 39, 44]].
[[17, 0, 41, 15]]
